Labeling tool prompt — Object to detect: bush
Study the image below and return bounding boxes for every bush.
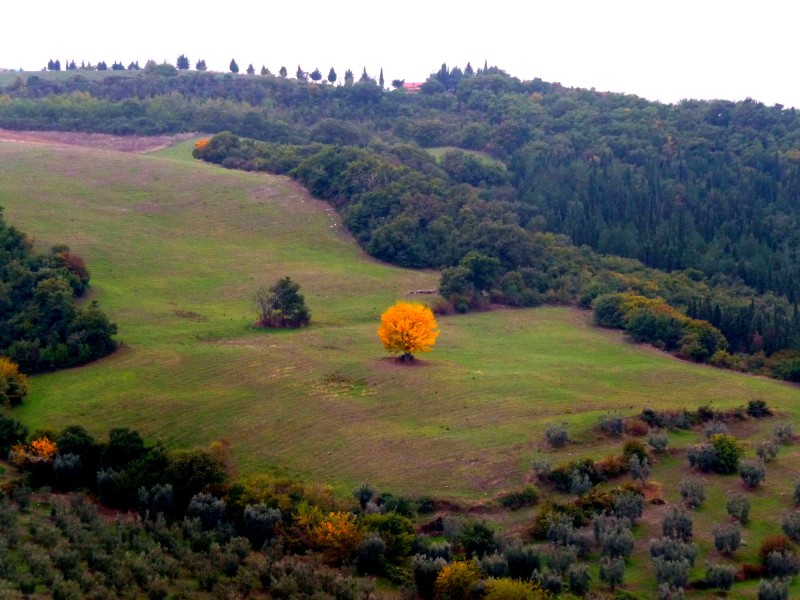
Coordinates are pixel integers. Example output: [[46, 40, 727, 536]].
[[679, 478, 706, 508], [433, 561, 482, 600], [713, 522, 742, 556], [774, 423, 794, 444], [687, 444, 716, 472], [757, 577, 790, 600], [652, 556, 690, 588], [412, 555, 447, 600], [243, 504, 281, 548], [646, 430, 669, 453], [52, 453, 82, 490], [703, 420, 728, 438], [781, 512, 800, 542], [478, 552, 509, 578], [460, 520, 496, 558], [546, 513, 577, 547], [662, 507, 693, 541], [623, 439, 648, 462], [498, 485, 538, 510], [599, 414, 624, 436], [0, 413, 29, 455], [187, 493, 226, 531], [599, 556, 625, 590], [355, 533, 386, 575], [705, 563, 735, 592], [765, 551, 800, 577], [650, 537, 698, 566], [535, 567, 563, 595], [726, 492, 750, 523], [657, 583, 686, 600], [710, 434, 745, 474], [545, 422, 568, 448], [568, 563, 591, 595], [747, 399, 771, 417], [613, 491, 645, 523], [629, 455, 650, 484], [600, 526, 634, 559], [757, 438, 779, 462], [570, 470, 593, 496], [759, 535, 796, 566], [503, 542, 541, 580], [352, 483, 376, 509], [739, 458, 767, 489], [254, 276, 310, 328], [426, 541, 453, 561], [546, 545, 577, 575]]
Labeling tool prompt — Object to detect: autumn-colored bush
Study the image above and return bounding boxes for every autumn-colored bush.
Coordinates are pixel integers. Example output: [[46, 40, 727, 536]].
[[0, 357, 29, 407], [10, 436, 58, 467], [759, 534, 796, 566], [433, 560, 481, 600], [484, 578, 547, 600], [309, 511, 362, 565], [378, 301, 440, 362]]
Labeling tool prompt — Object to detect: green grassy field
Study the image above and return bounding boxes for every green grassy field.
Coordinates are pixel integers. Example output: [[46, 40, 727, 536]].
[[0, 140, 798, 507]]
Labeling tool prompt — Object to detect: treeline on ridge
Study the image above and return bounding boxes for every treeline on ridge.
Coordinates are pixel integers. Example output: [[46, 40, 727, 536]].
[[3, 65, 800, 307], [0, 209, 116, 375]]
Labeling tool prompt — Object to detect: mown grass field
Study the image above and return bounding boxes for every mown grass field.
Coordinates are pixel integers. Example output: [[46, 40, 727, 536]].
[[0, 139, 798, 509]]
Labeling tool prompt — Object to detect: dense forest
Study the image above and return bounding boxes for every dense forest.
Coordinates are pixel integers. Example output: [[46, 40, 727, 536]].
[[2, 65, 800, 378]]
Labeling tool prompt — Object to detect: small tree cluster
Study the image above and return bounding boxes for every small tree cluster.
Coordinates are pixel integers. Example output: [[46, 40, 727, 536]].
[[679, 477, 706, 508], [713, 522, 742, 556], [545, 422, 569, 448], [662, 507, 693, 541], [254, 277, 311, 328], [598, 413, 623, 436], [705, 563, 735, 592]]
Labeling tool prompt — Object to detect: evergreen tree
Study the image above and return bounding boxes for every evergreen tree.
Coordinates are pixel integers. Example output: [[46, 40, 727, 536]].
[[67, 60, 76, 70], [465, 62, 474, 76], [260, 65, 268, 76], [327, 67, 337, 84], [279, 66, 287, 77], [176, 54, 190, 70], [195, 59, 207, 71], [379, 67, 384, 89], [229, 58, 239, 73], [310, 68, 322, 82], [344, 68, 354, 85], [296, 65, 307, 80], [97, 61, 108, 71], [246, 63, 255, 75], [127, 60, 140, 70]]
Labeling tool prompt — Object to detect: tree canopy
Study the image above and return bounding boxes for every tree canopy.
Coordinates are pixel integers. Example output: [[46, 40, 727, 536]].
[[254, 277, 311, 328], [377, 301, 440, 362]]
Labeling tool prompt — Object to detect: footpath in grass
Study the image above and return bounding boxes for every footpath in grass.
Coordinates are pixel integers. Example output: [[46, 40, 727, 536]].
[[0, 141, 798, 501]]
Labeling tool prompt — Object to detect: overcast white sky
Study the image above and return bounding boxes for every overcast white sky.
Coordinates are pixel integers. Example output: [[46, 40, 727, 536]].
[[3, 0, 798, 107]]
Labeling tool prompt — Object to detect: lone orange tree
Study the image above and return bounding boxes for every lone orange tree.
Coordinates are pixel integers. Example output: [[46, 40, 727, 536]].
[[377, 301, 440, 362]]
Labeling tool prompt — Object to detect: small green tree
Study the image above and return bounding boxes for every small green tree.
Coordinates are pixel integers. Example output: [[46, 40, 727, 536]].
[[255, 277, 311, 328], [229, 58, 239, 73], [327, 67, 337, 84]]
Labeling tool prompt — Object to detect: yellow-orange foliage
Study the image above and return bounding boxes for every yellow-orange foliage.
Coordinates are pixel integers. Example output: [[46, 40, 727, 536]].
[[10, 437, 58, 467], [30, 437, 58, 459], [377, 301, 440, 360], [310, 511, 362, 565], [194, 138, 210, 150]]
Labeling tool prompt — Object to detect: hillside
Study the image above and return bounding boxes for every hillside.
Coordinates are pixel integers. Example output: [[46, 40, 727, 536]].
[[0, 138, 797, 501]]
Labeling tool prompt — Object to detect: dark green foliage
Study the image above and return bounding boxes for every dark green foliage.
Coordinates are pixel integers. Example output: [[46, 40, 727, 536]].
[[713, 522, 742, 555], [498, 485, 538, 510], [102, 427, 146, 469], [652, 556, 690, 588], [176, 54, 190, 70], [710, 434, 745, 474], [503, 542, 541, 579], [661, 507, 693, 541], [727, 492, 751, 523], [412, 554, 446, 600], [748, 399, 771, 417], [568, 563, 591, 595], [679, 477, 705, 508], [758, 578, 790, 600], [242, 503, 280, 547], [687, 443, 717, 472], [599, 556, 625, 590], [757, 438, 779, 462], [478, 552, 508, 578], [460, 520, 496, 558], [622, 439, 648, 461], [355, 532, 385, 574], [705, 563, 735, 591], [352, 482, 375, 509], [0, 412, 28, 454], [360, 512, 414, 564], [52, 453, 82, 490], [545, 421, 569, 448], [739, 458, 767, 488], [546, 544, 577, 575], [254, 276, 310, 328], [229, 59, 239, 74]]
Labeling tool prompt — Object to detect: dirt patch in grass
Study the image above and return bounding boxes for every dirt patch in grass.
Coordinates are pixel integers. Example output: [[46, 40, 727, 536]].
[[0, 129, 196, 153]]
